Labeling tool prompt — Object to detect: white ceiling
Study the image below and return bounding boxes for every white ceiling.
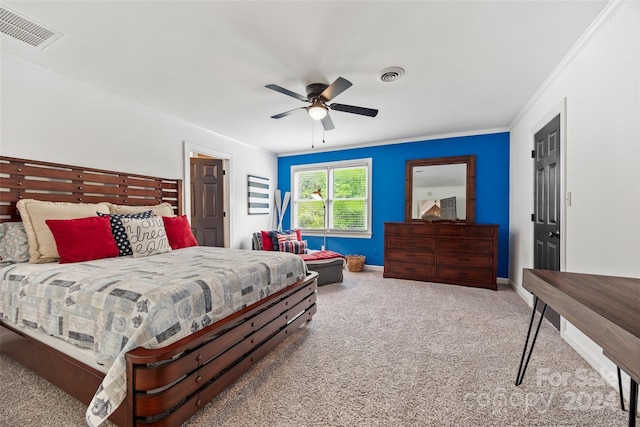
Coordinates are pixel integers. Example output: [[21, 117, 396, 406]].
[[1, 1, 608, 155]]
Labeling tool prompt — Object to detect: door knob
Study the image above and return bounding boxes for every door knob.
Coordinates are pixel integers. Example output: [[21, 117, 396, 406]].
[[548, 231, 560, 238]]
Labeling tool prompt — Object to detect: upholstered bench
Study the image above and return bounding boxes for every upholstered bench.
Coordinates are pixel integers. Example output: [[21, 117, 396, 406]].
[[300, 250, 345, 286], [252, 232, 345, 285]]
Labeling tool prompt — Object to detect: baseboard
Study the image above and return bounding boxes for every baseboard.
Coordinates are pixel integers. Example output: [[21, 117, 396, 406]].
[[509, 278, 534, 306], [563, 326, 638, 413], [362, 264, 383, 272]]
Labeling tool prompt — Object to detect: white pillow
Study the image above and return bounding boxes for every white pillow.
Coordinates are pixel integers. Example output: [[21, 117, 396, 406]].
[[120, 216, 172, 258], [16, 199, 112, 263], [110, 202, 174, 217]]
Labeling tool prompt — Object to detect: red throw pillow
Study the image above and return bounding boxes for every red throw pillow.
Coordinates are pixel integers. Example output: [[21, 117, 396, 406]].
[[162, 215, 198, 249], [261, 230, 275, 251], [46, 216, 119, 263]]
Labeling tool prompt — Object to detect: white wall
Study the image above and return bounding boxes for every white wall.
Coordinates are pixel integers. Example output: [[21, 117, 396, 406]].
[[509, 0, 639, 400], [0, 54, 278, 249]]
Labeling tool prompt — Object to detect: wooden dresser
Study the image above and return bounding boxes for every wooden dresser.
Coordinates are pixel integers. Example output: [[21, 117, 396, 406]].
[[384, 222, 498, 290]]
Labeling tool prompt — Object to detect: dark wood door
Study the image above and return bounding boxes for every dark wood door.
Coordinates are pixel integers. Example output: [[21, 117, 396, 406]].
[[533, 114, 561, 329], [190, 157, 224, 247]]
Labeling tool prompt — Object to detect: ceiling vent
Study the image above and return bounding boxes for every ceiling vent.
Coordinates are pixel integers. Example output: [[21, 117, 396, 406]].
[[0, 6, 63, 49], [378, 67, 405, 83]]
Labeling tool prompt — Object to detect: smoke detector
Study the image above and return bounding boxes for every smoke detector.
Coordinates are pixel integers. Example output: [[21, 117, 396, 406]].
[[0, 6, 64, 49], [378, 67, 405, 83]]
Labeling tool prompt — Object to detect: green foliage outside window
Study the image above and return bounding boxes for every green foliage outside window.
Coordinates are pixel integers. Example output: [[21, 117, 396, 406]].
[[293, 163, 368, 232]]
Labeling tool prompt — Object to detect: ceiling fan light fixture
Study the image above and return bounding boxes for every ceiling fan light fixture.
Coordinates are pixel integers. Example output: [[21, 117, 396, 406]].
[[307, 102, 328, 120], [266, 77, 377, 130]]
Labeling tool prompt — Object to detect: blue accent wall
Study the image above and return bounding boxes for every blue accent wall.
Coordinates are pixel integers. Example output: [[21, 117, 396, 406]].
[[278, 132, 510, 278]]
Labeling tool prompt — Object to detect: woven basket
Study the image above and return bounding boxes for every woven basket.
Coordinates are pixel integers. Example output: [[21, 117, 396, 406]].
[[345, 254, 365, 272]]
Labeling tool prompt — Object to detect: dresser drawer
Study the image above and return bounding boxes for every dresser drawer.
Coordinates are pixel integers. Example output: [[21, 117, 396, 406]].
[[463, 226, 497, 238], [386, 261, 434, 278], [387, 235, 435, 249], [437, 252, 493, 268], [436, 266, 494, 284], [437, 239, 493, 254], [387, 249, 434, 264], [385, 223, 415, 236]]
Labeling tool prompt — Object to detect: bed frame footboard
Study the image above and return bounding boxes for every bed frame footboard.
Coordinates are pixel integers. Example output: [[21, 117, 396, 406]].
[[0, 272, 318, 427]]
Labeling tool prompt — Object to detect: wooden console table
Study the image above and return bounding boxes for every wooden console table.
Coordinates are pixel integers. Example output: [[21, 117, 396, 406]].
[[515, 269, 639, 426]]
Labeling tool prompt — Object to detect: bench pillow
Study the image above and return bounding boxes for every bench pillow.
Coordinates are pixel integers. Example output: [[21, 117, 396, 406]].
[[279, 239, 307, 254], [268, 229, 302, 251]]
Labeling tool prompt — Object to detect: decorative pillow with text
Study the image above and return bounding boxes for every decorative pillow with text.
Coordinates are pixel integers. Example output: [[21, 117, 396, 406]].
[[120, 216, 171, 258]]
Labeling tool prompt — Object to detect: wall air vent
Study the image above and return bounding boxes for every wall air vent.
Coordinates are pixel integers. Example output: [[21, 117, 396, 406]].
[[0, 6, 63, 49]]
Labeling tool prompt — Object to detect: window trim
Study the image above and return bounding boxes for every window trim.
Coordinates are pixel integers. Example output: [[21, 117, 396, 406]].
[[291, 158, 372, 239]]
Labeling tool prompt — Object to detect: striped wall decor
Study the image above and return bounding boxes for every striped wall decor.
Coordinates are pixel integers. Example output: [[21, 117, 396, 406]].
[[247, 175, 270, 215]]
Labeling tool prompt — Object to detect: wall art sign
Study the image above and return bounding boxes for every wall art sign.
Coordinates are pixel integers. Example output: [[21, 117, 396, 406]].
[[247, 175, 270, 215]]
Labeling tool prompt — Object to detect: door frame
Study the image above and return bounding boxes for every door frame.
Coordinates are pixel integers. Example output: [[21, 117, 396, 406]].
[[531, 98, 568, 333], [183, 140, 232, 248]]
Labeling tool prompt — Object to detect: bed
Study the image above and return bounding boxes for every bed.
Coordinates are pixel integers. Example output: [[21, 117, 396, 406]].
[[0, 156, 318, 427]]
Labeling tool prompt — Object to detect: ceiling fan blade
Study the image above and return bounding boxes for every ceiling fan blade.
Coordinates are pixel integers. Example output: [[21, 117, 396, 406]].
[[271, 107, 306, 119], [265, 84, 308, 102], [321, 113, 335, 131], [319, 77, 352, 101], [330, 103, 379, 117]]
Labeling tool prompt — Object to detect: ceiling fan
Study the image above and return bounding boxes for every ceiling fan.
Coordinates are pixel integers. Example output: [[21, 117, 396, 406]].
[[265, 77, 378, 131]]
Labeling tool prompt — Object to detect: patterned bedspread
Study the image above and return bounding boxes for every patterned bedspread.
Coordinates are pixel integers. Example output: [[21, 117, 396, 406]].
[[0, 246, 307, 426]]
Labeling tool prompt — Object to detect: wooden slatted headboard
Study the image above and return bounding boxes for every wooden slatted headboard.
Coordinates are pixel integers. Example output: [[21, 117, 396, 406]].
[[0, 156, 182, 222]]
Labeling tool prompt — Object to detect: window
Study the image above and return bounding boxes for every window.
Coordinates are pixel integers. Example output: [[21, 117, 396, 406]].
[[291, 158, 372, 237]]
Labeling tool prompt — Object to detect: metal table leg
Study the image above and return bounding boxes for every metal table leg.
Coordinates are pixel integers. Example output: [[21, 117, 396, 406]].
[[619, 367, 626, 411], [629, 377, 637, 427], [515, 295, 548, 386]]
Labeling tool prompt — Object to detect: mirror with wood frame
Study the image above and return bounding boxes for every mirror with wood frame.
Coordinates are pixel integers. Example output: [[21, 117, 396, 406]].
[[405, 155, 476, 223]]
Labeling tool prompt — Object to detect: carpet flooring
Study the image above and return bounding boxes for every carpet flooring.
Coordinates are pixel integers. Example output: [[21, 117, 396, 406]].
[[0, 270, 631, 426]]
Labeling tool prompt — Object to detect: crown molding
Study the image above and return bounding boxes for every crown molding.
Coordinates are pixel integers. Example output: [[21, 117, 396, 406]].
[[509, 0, 626, 129]]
